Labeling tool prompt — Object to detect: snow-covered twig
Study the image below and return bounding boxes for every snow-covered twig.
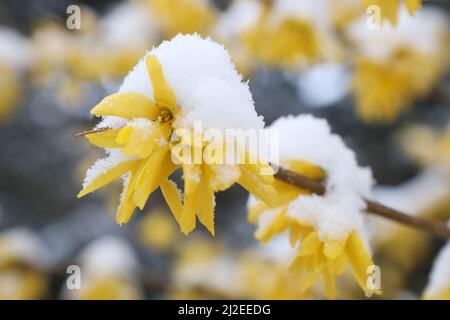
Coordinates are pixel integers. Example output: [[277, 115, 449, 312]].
[[273, 164, 450, 239]]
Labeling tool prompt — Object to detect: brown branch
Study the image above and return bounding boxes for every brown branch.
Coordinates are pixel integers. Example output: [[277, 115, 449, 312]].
[[74, 127, 109, 137], [274, 165, 450, 240]]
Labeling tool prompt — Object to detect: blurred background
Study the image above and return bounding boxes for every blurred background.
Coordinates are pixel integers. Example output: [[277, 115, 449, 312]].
[[0, 0, 449, 299]]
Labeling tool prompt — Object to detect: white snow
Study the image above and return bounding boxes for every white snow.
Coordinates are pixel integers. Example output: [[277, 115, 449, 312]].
[[213, 0, 262, 41], [0, 228, 50, 269], [100, 1, 158, 48], [118, 34, 264, 132], [346, 6, 449, 61], [424, 225, 450, 297], [82, 149, 136, 189], [0, 26, 32, 71], [295, 63, 350, 108], [79, 236, 137, 277], [267, 115, 374, 242]]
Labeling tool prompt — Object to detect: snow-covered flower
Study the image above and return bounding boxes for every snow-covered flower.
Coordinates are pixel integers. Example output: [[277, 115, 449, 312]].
[[145, 0, 216, 37], [346, 7, 449, 122], [362, 0, 421, 25], [78, 34, 276, 236], [423, 221, 450, 300], [399, 124, 450, 170], [62, 237, 143, 300], [0, 228, 50, 299], [242, 0, 344, 68], [248, 115, 378, 298], [170, 236, 308, 299]]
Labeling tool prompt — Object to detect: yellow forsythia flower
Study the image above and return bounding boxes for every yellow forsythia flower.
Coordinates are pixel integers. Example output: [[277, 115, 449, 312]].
[[248, 115, 379, 299], [63, 237, 143, 300], [137, 208, 179, 251], [399, 125, 450, 169], [0, 229, 49, 300], [78, 35, 276, 236], [347, 7, 449, 122], [362, 0, 421, 25], [146, 0, 215, 37]]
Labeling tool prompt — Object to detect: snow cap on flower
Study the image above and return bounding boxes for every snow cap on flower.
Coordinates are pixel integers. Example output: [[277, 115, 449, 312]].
[[423, 221, 450, 299], [214, 0, 263, 41], [346, 6, 449, 61], [114, 33, 264, 132], [79, 236, 138, 278], [269, 115, 374, 242], [100, 1, 158, 48], [0, 228, 50, 270]]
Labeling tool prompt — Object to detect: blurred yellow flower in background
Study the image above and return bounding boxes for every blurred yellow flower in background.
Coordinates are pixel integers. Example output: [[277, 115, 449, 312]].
[[137, 208, 180, 251], [362, 0, 421, 25], [146, 0, 215, 37]]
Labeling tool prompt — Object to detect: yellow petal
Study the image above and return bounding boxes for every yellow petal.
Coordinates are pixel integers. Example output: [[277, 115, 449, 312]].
[[146, 55, 177, 112], [180, 164, 201, 235], [284, 159, 326, 180], [197, 168, 215, 235], [346, 231, 375, 295], [323, 238, 347, 260], [78, 160, 137, 198], [247, 201, 269, 223], [299, 231, 321, 257], [238, 164, 277, 207], [85, 129, 121, 148], [255, 208, 288, 243], [322, 265, 336, 299], [133, 146, 178, 209], [405, 0, 421, 15], [116, 164, 140, 224], [91, 92, 160, 120], [160, 178, 183, 224]]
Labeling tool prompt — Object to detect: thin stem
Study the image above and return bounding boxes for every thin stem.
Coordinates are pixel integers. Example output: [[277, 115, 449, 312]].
[[273, 165, 450, 240], [74, 127, 108, 137]]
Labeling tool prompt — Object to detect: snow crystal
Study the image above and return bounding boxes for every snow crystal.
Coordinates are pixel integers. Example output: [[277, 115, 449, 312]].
[[119, 34, 264, 132], [82, 149, 136, 189], [268, 115, 374, 242], [424, 227, 450, 297], [346, 6, 449, 61], [79, 236, 137, 277]]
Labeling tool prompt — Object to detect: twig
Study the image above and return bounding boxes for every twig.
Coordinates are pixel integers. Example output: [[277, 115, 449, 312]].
[[74, 127, 109, 137], [274, 165, 450, 239]]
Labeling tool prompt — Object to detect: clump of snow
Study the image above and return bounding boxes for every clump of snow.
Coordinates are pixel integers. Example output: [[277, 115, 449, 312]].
[[0, 228, 50, 270], [100, 1, 158, 48], [96, 116, 127, 130], [424, 223, 450, 297], [268, 115, 374, 242], [271, 0, 332, 29], [0, 26, 32, 71], [295, 63, 350, 108], [79, 236, 137, 278], [82, 149, 136, 189], [346, 6, 450, 61], [119, 34, 264, 132], [213, 0, 262, 41]]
